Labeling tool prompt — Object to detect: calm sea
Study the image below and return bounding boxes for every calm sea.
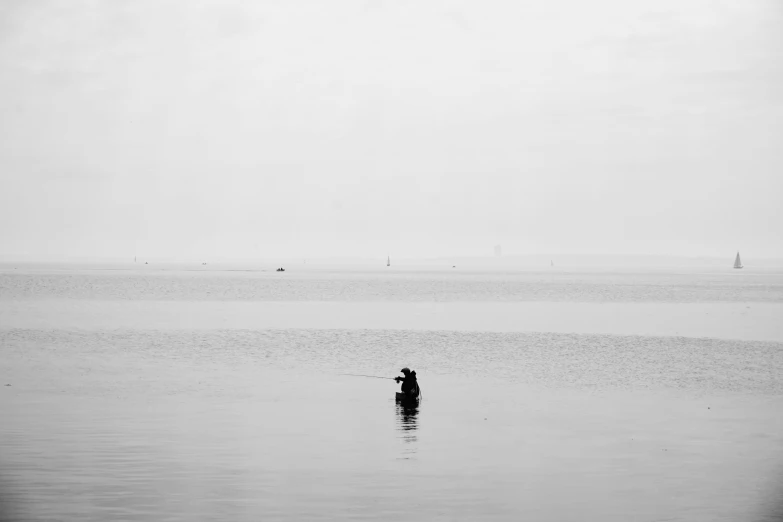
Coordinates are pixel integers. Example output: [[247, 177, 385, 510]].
[[2, 265, 783, 521]]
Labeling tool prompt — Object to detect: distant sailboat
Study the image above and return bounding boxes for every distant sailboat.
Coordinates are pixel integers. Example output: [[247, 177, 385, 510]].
[[733, 252, 743, 269], [387, 255, 390, 267]]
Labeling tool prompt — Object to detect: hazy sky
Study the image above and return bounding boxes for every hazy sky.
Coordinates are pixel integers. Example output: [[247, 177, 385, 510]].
[[1, 0, 781, 261]]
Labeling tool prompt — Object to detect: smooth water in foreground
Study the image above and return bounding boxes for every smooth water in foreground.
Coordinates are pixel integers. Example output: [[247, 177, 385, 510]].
[[2, 265, 783, 521]]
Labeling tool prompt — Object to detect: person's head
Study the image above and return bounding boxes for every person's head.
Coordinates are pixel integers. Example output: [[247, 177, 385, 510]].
[[400, 367, 410, 375]]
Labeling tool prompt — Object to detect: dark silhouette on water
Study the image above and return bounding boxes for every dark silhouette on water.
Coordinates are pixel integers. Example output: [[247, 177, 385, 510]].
[[276, 267, 285, 272], [395, 367, 420, 402], [339, 370, 420, 402]]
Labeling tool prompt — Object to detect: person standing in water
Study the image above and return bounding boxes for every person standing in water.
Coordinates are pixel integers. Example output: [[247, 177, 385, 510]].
[[395, 368, 419, 398]]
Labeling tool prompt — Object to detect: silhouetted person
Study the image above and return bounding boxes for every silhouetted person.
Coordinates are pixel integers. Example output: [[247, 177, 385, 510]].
[[395, 368, 419, 399]]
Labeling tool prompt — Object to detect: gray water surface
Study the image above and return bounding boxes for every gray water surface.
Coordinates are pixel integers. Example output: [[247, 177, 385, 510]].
[[2, 267, 783, 521], [3, 266, 783, 302]]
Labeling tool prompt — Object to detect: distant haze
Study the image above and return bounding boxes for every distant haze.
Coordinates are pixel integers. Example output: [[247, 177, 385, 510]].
[[1, 0, 781, 262]]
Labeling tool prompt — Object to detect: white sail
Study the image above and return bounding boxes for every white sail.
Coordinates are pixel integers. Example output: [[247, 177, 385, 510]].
[[733, 252, 743, 269]]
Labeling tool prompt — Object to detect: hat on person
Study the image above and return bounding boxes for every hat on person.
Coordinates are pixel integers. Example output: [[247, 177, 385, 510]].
[[400, 368, 410, 374]]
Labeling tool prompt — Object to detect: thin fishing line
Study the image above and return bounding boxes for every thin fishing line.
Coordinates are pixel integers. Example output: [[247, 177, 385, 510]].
[[340, 373, 395, 380]]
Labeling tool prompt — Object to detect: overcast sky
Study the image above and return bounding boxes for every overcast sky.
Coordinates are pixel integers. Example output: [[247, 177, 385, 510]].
[[1, 0, 781, 261]]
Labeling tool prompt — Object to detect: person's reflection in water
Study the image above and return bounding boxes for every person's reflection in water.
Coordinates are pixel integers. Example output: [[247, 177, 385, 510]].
[[395, 400, 419, 458]]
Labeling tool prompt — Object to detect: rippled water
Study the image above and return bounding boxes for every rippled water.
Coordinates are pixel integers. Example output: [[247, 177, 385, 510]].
[[4, 329, 783, 395], [2, 266, 783, 302], [2, 266, 783, 521]]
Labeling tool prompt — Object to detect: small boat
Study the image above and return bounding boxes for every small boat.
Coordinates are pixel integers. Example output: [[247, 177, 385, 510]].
[[396, 392, 419, 403], [733, 252, 743, 269], [396, 382, 420, 403], [387, 255, 390, 267]]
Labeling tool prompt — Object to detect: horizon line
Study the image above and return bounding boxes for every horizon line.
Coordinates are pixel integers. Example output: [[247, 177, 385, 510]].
[[2, 253, 783, 264]]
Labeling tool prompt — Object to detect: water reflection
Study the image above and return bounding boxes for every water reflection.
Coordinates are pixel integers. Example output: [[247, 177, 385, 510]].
[[395, 399, 419, 458]]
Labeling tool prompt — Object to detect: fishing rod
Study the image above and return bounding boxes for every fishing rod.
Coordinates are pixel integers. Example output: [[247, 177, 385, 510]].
[[342, 373, 423, 402], [340, 373, 395, 380]]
